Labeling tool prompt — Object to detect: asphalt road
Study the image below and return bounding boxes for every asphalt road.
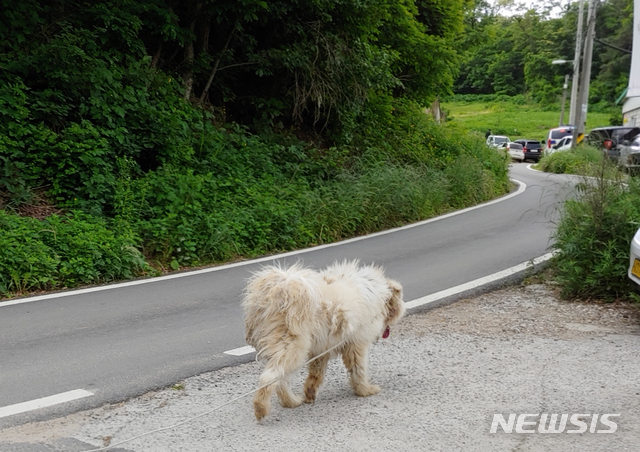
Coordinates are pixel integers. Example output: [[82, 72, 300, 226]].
[[0, 163, 577, 429]]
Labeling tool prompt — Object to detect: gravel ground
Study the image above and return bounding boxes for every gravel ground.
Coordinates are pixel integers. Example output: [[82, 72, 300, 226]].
[[2, 283, 640, 452]]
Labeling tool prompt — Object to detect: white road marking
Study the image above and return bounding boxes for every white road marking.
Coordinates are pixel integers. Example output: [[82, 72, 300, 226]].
[[223, 345, 256, 356], [1, 180, 526, 308], [0, 389, 94, 419], [404, 252, 556, 309]]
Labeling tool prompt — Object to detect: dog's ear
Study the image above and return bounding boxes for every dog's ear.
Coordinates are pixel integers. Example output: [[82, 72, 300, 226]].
[[385, 278, 405, 325]]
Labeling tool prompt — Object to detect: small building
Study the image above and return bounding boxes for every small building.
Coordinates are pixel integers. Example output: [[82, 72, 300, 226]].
[[623, 0, 640, 126]]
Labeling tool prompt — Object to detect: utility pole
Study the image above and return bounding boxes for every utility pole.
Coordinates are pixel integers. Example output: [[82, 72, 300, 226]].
[[572, 0, 597, 149], [559, 74, 570, 126], [569, 0, 585, 126]]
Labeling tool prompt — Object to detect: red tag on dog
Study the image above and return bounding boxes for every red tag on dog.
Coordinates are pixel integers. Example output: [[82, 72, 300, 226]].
[[382, 326, 390, 338]]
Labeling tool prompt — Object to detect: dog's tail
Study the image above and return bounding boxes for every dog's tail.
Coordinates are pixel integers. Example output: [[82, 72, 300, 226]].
[[243, 263, 321, 348]]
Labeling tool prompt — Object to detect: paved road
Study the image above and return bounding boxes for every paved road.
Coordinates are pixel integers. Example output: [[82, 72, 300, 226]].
[[3, 284, 639, 452], [0, 164, 576, 429]]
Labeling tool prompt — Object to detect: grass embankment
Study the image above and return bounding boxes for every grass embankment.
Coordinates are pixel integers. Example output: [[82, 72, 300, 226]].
[[442, 95, 611, 142]]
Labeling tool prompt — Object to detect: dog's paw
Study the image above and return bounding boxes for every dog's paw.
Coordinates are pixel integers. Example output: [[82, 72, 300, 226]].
[[254, 401, 269, 421], [355, 383, 380, 397], [303, 387, 317, 403]]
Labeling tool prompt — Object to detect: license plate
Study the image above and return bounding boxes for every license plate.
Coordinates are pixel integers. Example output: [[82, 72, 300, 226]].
[[632, 259, 640, 279]]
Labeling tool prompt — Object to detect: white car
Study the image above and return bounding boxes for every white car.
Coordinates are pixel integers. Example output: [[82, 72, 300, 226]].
[[629, 227, 640, 289], [544, 126, 574, 152], [486, 135, 510, 148], [546, 135, 573, 154], [499, 142, 524, 162]]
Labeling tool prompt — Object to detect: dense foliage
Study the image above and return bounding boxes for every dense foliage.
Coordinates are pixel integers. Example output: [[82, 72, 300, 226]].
[[0, 0, 513, 296], [455, 0, 633, 108], [0, 210, 149, 294], [539, 145, 640, 302]]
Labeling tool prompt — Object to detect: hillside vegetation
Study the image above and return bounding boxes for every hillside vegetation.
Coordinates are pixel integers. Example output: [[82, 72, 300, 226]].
[[0, 0, 510, 297], [1, 0, 635, 300]]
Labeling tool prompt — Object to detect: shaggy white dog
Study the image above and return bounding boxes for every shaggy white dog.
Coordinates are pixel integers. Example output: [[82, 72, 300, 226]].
[[243, 260, 405, 421]]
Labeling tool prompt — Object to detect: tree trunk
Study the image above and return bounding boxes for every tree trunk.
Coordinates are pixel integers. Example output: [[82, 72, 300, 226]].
[[151, 42, 163, 69], [182, 37, 195, 101], [182, 4, 202, 101], [197, 28, 235, 106]]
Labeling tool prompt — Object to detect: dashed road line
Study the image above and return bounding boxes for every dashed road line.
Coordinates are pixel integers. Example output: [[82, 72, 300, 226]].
[[223, 345, 256, 356], [0, 389, 94, 419]]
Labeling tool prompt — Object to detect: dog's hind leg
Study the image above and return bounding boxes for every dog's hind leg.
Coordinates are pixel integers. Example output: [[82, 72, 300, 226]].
[[253, 366, 280, 421], [253, 343, 308, 420], [303, 354, 329, 403], [341, 343, 380, 397]]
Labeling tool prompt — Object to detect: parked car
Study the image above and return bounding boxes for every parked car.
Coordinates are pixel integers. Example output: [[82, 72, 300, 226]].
[[619, 134, 640, 173], [628, 227, 640, 290], [544, 126, 575, 152], [486, 135, 510, 148], [587, 126, 640, 161], [546, 135, 573, 154], [514, 139, 543, 162], [499, 142, 524, 162]]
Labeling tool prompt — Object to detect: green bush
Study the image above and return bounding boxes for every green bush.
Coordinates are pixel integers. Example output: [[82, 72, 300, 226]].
[[537, 145, 604, 175], [0, 211, 150, 295], [552, 171, 640, 300], [108, 98, 511, 269]]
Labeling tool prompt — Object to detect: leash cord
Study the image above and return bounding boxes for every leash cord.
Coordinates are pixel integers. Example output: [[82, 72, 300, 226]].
[[84, 341, 344, 452]]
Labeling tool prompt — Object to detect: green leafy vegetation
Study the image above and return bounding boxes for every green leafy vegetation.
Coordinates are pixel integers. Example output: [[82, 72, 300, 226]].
[[2, 0, 506, 297], [552, 166, 640, 301], [0, 210, 150, 295], [541, 151, 640, 302], [456, 0, 633, 107], [1, 90, 509, 296], [537, 145, 605, 175]]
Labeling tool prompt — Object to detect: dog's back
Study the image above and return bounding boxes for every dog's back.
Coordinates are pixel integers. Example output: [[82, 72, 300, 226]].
[[243, 264, 322, 354]]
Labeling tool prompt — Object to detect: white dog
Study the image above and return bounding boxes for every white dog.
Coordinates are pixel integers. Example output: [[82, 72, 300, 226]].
[[242, 260, 405, 421]]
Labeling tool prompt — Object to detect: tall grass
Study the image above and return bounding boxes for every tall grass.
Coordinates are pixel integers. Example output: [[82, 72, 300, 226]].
[[129, 152, 507, 269], [537, 145, 605, 175], [552, 161, 640, 301]]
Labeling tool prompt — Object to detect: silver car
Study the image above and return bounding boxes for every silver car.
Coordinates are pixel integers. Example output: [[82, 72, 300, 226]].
[[618, 135, 640, 173]]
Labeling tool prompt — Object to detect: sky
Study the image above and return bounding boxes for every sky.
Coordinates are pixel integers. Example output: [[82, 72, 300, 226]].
[[492, 0, 567, 18]]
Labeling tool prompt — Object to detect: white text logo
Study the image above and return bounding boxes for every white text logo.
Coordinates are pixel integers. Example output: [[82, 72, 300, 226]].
[[490, 414, 620, 434]]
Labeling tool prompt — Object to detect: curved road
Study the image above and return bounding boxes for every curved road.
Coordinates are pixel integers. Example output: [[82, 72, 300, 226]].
[[0, 164, 577, 428]]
